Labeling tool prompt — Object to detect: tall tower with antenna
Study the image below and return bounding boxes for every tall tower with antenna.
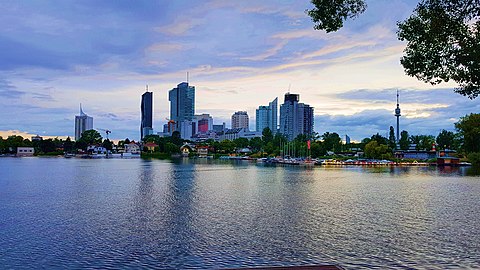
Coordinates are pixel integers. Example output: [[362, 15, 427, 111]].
[[395, 90, 401, 147]]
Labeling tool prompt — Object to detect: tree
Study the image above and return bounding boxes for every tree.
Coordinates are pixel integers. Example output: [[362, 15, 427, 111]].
[[63, 137, 74, 153], [370, 133, 388, 146], [262, 127, 273, 144], [102, 139, 113, 151], [38, 139, 56, 153], [364, 140, 392, 159], [399, 130, 410, 150], [388, 126, 396, 149], [398, 1, 480, 99], [171, 131, 182, 146], [79, 129, 102, 146], [322, 132, 342, 152], [307, 0, 480, 98], [436, 130, 456, 150], [455, 113, 480, 153], [306, 0, 367, 33], [233, 137, 249, 149]]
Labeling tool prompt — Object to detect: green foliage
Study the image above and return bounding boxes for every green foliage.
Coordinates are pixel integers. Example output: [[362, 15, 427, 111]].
[[322, 132, 342, 152], [262, 127, 273, 144], [364, 140, 391, 159], [171, 131, 182, 146], [467, 152, 480, 167], [79, 130, 102, 146], [370, 133, 388, 146], [38, 139, 57, 153], [218, 140, 235, 153], [233, 137, 249, 149], [308, 0, 480, 98], [455, 113, 480, 153], [102, 139, 113, 151], [399, 130, 410, 150], [164, 142, 180, 154], [436, 129, 457, 150], [249, 137, 263, 152], [388, 126, 396, 149], [307, 0, 367, 32], [397, 0, 480, 98], [63, 137, 74, 153], [410, 134, 435, 150]]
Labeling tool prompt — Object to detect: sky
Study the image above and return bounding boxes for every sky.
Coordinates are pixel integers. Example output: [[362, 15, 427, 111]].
[[0, 0, 478, 142]]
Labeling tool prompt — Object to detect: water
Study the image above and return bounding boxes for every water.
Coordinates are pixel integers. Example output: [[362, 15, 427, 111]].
[[0, 157, 479, 269]]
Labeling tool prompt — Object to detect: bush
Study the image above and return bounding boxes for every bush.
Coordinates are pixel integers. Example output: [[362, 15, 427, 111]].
[[467, 152, 480, 166]]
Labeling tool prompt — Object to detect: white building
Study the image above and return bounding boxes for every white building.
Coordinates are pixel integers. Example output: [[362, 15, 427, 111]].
[[124, 142, 140, 154], [220, 128, 262, 141], [17, 147, 34, 156], [231, 111, 249, 130]]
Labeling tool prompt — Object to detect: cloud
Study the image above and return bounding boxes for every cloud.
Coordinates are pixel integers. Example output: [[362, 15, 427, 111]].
[[154, 18, 202, 36], [240, 40, 288, 61], [0, 79, 25, 98]]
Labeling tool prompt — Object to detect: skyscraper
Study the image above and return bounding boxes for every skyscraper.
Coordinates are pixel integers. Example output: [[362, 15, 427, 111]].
[[75, 104, 93, 141], [169, 82, 195, 133], [255, 97, 278, 134], [279, 93, 314, 140], [140, 87, 153, 139], [232, 111, 249, 130]]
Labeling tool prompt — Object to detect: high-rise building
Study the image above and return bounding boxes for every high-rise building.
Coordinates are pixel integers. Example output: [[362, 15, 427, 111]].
[[194, 114, 213, 133], [232, 111, 249, 130], [256, 97, 278, 133], [256, 106, 269, 132], [169, 82, 195, 133], [140, 87, 153, 139], [279, 93, 314, 141], [75, 104, 93, 141]]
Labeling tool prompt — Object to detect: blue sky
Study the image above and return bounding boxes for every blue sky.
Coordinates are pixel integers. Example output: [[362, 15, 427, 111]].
[[1, 0, 478, 141]]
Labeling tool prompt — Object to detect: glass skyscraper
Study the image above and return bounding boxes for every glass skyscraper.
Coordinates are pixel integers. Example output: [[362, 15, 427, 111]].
[[74, 104, 93, 141], [169, 82, 195, 133], [140, 90, 153, 139], [279, 93, 313, 141], [255, 97, 277, 133]]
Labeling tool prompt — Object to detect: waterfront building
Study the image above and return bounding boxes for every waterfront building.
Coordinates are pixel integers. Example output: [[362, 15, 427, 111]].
[[16, 147, 34, 157], [255, 97, 278, 133], [219, 128, 262, 141], [124, 142, 141, 154], [279, 93, 314, 141], [169, 82, 195, 133], [140, 87, 153, 139], [232, 111, 249, 130], [74, 104, 93, 141]]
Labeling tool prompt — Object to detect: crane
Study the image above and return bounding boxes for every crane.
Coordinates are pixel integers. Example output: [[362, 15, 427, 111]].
[[96, 128, 111, 140]]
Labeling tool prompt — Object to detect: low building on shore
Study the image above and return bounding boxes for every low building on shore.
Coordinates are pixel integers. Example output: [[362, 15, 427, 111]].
[[17, 147, 34, 157]]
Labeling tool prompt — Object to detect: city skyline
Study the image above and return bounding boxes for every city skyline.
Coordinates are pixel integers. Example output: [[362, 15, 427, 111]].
[[1, 1, 479, 141]]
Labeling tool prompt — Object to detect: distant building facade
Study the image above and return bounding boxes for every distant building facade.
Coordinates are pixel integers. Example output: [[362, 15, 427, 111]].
[[140, 88, 153, 139], [169, 82, 195, 134], [17, 147, 34, 157], [255, 97, 278, 134], [279, 93, 314, 141], [231, 111, 249, 130], [219, 128, 262, 141], [75, 104, 93, 141]]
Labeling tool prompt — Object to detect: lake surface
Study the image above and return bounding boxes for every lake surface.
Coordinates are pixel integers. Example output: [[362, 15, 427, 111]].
[[0, 157, 479, 269]]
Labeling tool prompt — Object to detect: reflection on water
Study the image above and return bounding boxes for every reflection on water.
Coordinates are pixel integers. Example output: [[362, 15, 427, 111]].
[[0, 158, 479, 269]]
